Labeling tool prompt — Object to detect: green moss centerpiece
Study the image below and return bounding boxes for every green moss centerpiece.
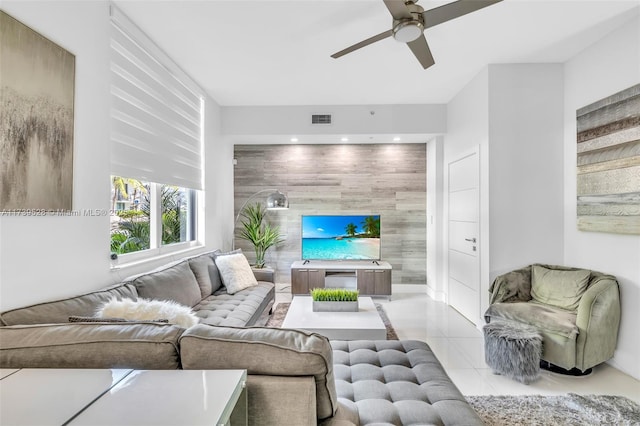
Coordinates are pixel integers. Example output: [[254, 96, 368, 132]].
[[311, 288, 359, 312]]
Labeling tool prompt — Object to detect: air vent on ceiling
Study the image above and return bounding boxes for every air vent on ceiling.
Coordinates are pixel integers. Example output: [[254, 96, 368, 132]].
[[311, 114, 332, 125]]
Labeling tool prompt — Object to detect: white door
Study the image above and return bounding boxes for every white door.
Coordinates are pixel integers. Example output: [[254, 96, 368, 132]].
[[448, 150, 480, 325]]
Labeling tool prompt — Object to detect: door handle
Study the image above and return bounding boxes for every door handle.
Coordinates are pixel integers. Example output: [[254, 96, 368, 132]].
[[465, 238, 476, 243]]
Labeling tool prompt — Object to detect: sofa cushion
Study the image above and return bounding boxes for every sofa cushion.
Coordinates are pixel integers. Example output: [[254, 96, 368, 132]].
[[188, 254, 215, 298], [194, 282, 274, 327], [0, 283, 138, 326], [0, 323, 184, 369], [214, 253, 258, 295], [131, 261, 202, 307], [485, 301, 579, 339], [179, 324, 338, 420], [208, 261, 223, 293], [531, 265, 590, 311], [330, 340, 483, 426]]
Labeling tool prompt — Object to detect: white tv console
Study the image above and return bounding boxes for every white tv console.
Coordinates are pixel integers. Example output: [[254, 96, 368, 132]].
[[290, 260, 392, 297]]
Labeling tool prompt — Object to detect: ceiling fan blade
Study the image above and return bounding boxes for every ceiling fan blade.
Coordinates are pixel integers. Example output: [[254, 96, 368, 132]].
[[383, 0, 413, 20], [407, 34, 435, 69], [422, 0, 503, 29], [331, 29, 394, 59]]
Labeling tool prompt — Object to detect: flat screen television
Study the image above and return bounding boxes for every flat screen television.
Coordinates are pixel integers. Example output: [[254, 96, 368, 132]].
[[301, 215, 381, 261]]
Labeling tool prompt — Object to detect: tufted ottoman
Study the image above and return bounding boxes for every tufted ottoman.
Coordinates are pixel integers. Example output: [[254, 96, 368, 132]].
[[327, 340, 483, 426]]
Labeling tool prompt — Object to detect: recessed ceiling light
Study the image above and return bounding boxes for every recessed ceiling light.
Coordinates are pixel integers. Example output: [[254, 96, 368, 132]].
[[341, 137, 349, 142], [393, 137, 401, 142], [290, 137, 298, 142]]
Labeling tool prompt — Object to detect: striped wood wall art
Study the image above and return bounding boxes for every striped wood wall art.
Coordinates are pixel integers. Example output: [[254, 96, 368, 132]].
[[576, 84, 640, 234]]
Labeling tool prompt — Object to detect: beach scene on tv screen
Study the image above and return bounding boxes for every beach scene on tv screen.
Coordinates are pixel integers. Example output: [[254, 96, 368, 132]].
[[302, 215, 380, 260]]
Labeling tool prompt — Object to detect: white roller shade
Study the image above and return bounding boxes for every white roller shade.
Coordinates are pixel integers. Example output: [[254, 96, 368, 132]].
[[110, 5, 203, 190]]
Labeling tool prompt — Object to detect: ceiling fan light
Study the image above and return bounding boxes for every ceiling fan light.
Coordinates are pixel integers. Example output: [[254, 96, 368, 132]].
[[393, 21, 423, 43]]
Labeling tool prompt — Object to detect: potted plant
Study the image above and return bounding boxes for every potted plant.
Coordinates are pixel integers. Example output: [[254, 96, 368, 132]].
[[238, 203, 284, 268], [311, 288, 359, 312]]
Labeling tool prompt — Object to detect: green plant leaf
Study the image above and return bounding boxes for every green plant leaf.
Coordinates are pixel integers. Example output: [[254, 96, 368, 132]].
[[237, 202, 284, 267]]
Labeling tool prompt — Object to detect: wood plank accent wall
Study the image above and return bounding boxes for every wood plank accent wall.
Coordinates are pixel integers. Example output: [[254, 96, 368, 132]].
[[233, 143, 427, 285]]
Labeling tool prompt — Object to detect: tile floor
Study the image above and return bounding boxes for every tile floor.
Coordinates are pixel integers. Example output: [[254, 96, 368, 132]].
[[275, 284, 640, 404]]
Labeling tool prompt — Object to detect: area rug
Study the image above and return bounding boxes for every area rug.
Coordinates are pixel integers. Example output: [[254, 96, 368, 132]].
[[465, 393, 640, 426], [265, 302, 399, 340]]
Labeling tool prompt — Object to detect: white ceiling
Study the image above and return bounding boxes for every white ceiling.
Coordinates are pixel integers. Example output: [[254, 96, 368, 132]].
[[113, 0, 639, 107]]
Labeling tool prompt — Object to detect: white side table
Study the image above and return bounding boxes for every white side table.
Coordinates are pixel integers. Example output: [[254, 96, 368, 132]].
[[0, 368, 132, 426], [0, 369, 247, 426], [68, 369, 247, 426], [0, 368, 19, 379]]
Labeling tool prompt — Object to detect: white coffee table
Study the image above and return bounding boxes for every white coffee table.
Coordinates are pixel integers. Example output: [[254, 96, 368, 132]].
[[282, 296, 387, 340]]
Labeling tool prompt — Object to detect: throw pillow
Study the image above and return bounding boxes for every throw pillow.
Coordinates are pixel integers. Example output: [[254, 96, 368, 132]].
[[188, 254, 215, 298], [214, 253, 258, 295], [96, 298, 199, 329], [209, 248, 242, 292], [530, 265, 591, 311]]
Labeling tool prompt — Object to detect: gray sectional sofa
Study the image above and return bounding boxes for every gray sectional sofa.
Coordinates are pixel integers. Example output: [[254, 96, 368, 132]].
[[0, 250, 482, 426]]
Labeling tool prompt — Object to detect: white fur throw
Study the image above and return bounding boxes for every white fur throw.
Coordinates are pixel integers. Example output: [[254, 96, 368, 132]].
[[96, 298, 199, 329], [214, 253, 258, 294]]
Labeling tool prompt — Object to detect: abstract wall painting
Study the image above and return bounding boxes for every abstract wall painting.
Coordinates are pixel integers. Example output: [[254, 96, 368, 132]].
[[0, 11, 75, 211], [576, 84, 640, 234]]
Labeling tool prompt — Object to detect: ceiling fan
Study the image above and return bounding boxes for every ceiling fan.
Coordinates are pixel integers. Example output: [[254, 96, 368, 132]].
[[331, 0, 503, 69]]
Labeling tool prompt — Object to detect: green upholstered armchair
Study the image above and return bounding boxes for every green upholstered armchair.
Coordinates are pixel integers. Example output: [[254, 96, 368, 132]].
[[484, 264, 621, 373]]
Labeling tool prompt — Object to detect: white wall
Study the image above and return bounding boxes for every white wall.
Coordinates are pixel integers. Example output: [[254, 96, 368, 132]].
[[563, 14, 640, 379], [0, 1, 113, 311], [487, 64, 565, 279], [0, 1, 226, 311], [203, 99, 229, 251], [444, 64, 565, 326], [222, 104, 446, 137], [444, 67, 490, 314]]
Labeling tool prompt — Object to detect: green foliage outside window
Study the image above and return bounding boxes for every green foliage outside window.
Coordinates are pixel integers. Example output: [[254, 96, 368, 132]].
[[110, 180, 190, 255]]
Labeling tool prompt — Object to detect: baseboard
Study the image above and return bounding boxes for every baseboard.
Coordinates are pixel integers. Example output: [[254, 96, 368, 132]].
[[425, 285, 446, 302], [393, 284, 428, 294]]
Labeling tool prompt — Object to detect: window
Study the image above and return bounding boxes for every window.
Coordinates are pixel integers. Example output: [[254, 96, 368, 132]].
[[110, 177, 199, 257], [160, 184, 196, 246], [110, 177, 150, 254], [109, 6, 205, 263]]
